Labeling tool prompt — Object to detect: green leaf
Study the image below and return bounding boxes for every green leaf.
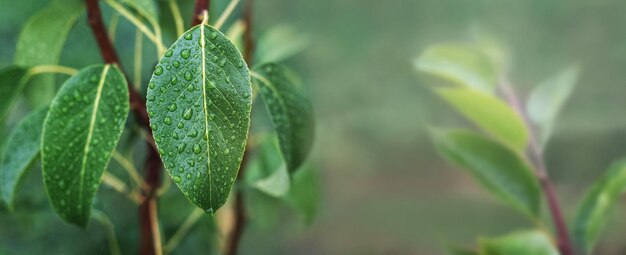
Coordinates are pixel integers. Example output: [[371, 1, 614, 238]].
[[253, 63, 314, 171], [435, 87, 528, 151], [42, 65, 129, 227], [286, 163, 320, 224], [0, 66, 30, 123], [255, 24, 310, 64], [146, 25, 252, 213], [480, 230, 558, 255], [0, 108, 47, 209], [246, 136, 290, 197], [14, 0, 84, 107], [431, 129, 541, 218], [415, 43, 498, 93], [526, 66, 580, 147], [573, 160, 626, 253]]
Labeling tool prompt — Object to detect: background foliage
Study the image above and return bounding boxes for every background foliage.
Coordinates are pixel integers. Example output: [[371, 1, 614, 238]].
[[2, 0, 626, 254]]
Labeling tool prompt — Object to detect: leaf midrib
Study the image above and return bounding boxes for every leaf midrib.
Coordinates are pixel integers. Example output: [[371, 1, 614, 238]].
[[79, 64, 110, 208], [200, 25, 213, 208]]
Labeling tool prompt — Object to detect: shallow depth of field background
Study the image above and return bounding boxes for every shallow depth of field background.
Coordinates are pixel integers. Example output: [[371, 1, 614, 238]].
[[2, 0, 626, 254]]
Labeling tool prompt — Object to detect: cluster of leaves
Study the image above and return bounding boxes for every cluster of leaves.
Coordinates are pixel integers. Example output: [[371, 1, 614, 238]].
[[0, 0, 318, 251], [415, 41, 626, 254]]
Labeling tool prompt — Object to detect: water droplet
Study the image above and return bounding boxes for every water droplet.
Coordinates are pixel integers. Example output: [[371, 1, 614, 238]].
[[184, 71, 193, 81], [184, 32, 193, 40], [193, 144, 201, 154], [164, 49, 173, 57], [219, 58, 227, 67], [173, 132, 179, 139], [148, 82, 156, 89], [168, 103, 177, 112], [187, 159, 195, 167], [210, 32, 217, 40], [182, 108, 193, 120], [178, 167, 184, 173], [173, 176, 182, 183], [186, 173, 192, 179], [171, 76, 178, 85], [181, 49, 191, 59], [177, 122, 184, 129], [189, 128, 198, 137], [151, 123, 159, 131], [164, 116, 172, 125], [223, 148, 230, 155], [173, 60, 180, 68], [148, 111, 155, 117], [154, 66, 163, 75], [177, 143, 187, 153]]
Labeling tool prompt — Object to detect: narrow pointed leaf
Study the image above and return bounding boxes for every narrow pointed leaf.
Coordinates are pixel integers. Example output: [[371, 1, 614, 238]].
[[480, 230, 558, 255], [415, 43, 498, 93], [0, 66, 30, 123], [253, 63, 314, 171], [436, 87, 528, 151], [0, 108, 47, 209], [526, 66, 580, 147], [14, 0, 84, 107], [42, 65, 129, 227], [146, 25, 252, 213], [431, 129, 541, 218], [573, 160, 626, 253]]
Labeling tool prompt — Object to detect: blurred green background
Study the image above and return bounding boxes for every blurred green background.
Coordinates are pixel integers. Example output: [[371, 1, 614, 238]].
[[2, 0, 626, 254]]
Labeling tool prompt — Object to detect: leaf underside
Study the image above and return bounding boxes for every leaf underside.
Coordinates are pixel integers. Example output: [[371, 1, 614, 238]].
[[0, 108, 47, 209], [431, 129, 541, 218], [146, 24, 252, 213], [42, 65, 129, 227], [253, 63, 314, 172]]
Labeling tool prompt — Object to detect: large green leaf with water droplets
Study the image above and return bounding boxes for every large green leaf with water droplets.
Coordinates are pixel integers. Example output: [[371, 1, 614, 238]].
[[14, 0, 84, 107], [431, 129, 541, 218], [42, 65, 129, 227], [0, 66, 30, 124], [526, 66, 580, 147], [573, 160, 626, 254], [436, 87, 528, 152], [415, 43, 498, 93], [253, 63, 314, 172], [146, 25, 251, 213], [0, 108, 47, 209], [480, 230, 558, 255]]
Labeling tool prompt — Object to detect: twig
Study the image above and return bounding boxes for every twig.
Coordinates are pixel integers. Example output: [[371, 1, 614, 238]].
[[134, 29, 143, 90], [84, 1, 162, 255], [29, 65, 78, 76], [191, 0, 210, 26], [498, 78, 573, 255], [163, 208, 205, 253], [214, 0, 241, 30], [112, 150, 148, 191], [168, 0, 185, 36], [93, 210, 122, 255], [103, 0, 166, 52], [102, 171, 143, 204]]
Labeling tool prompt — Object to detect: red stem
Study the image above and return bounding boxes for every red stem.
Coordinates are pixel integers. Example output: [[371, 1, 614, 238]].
[[191, 0, 210, 26], [225, 1, 254, 255], [499, 80, 573, 255], [85, 1, 161, 255]]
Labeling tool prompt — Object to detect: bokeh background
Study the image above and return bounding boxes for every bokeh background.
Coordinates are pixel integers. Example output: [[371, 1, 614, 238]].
[[2, 0, 626, 254]]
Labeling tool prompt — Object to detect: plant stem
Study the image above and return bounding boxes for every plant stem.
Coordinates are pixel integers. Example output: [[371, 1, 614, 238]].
[[498, 79, 573, 255], [84, 1, 163, 254], [164, 208, 205, 253], [93, 210, 122, 255], [214, 0, 241, 30], [168, 0, 185, 36], [191, 0, 210, 26], [29, 65, 78, 76], [225, 3, 255, 255]]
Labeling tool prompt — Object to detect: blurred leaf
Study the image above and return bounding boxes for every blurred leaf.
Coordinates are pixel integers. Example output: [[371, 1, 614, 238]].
[[253, 63, 314, 172], [286, 163, 320, 224], [435, 87, 528, 151], [14, 0, 84, 107], [431, 129, 540, 218], [0, 66, 30, 124], [526, 66, 580, 147], [415, 43, 498, 93], [480, 230, 558, 255], [445, 245, 478, 255], [146, 25, 251, 213], [42, 65, 129, 227], [246, 136, 290, 197], [0, 108, 47, 209], [573, 160, 626, 254], [120, 0, 159, 22], [255, 24, 310, 64]]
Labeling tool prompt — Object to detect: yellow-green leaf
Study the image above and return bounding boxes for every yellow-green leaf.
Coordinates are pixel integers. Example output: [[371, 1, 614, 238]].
[[480, 230, 558, 255]]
